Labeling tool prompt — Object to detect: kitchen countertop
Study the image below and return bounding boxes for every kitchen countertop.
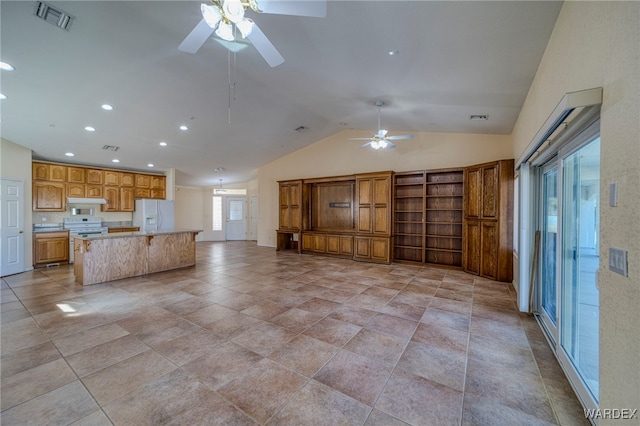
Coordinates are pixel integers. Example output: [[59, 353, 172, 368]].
[[33, 224, 65, 233], [73, 229, 202, 241]]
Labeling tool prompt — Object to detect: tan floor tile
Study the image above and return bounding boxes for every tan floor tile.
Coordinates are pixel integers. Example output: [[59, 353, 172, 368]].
[[218, 358, 307, 424], [151, 328, 225, 366], [411, 321, 468, 354], [52, 323, 130, 357], [462, 392, 558, 426], [241, 300, 290, 320], [1, 317, 52, 354], [303, 317, 361, 347], [380, 300, 426, 322], [314, 349, 393, 406], [103, 369, 212, 425], [270, 307, 323, 333], [1, 358, 77, 410], [365, 312, 418, 339], [296, 297, 341, 315], [1, 341, 61, 379], [269, 334, 339, 377], [183, 341, 262, 390], [376, 368, 463, 425], [81, 350, 176, 406], [328, 304, 378, 327], [396, 341, 467, 391], [167, 388, 257, 425], [182, 303, 238, 327], [232, 322, 297, 356], [70, 409, 113, 426], [421, 307, 470, 332], [269, 379, 371, 425], [66, 334, 149, 377], [365, 409, 411, 425], [1, 381, 99, 425], [348, 323, 408, 364]]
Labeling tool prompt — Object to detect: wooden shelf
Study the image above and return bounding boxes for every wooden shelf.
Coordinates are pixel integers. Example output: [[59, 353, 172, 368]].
[[393, 169, 463, 267]]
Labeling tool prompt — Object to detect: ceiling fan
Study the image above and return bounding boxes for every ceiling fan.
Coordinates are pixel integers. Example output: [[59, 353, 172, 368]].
[[178, 0, 326, 67], [350, 101, 415, 150]]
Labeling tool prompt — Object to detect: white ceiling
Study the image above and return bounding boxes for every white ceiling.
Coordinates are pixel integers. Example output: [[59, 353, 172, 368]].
[[1, 1, 562, 187]]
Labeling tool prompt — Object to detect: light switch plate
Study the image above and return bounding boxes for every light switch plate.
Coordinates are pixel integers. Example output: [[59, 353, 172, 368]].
[[609, 248, 628, 277]]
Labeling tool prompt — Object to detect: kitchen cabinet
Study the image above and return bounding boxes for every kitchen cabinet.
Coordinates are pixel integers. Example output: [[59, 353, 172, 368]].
[[302, 232, 353, 257], [151, 175, 165, 189], [108, 227, 140, 233], [120, 172, 135, 187], [463, 159, 513, 282], [67, 167, 86, 183], [86, 169, 104, 185], [32, 162, 67, 182], [33, 182, 66, 211], [326, 234, 354, 256], [355, 172, 392, 263], [86, 185, 103, 198], [135, 174, 151, 188], [120, 187, 135, 212], [354, 236, 391, 263], [134, 188, 151, 198], [66, 183, 86, 198], [33, 230, 69, 266], [104, 170, 119, 186], [102, 186, 120, 212]]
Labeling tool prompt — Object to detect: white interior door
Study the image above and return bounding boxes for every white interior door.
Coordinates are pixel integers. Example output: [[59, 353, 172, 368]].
[[226, 196, 247, 240], [1, 179, 25, 277]]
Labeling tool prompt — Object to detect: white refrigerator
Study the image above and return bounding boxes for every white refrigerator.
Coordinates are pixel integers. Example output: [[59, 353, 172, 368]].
[[133, 199, 175, 232]]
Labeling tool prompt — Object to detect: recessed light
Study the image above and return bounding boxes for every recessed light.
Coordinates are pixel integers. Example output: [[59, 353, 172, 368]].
[[159, 142, 168, 147], [147, 163, 154, 168], [179, 125, 188, 131], [0, 93, 6, 100], [65, 152, 74, 157], [0, 62, 15, 71], [101, 104, 114, 111], [84, 126, 96, 132], [112, 159, 120, 163], [388, 50, 400, 56]]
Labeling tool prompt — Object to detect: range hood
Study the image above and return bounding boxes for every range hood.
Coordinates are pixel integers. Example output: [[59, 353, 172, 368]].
[[67, 197, 107, 205]]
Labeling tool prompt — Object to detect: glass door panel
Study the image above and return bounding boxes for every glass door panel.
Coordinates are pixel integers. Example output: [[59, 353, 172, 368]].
[[560, 136, 600, 402], [539, 165, 558, 339]]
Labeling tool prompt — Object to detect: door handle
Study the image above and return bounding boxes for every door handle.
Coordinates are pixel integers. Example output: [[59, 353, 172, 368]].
[[18, 230, 24, 234]]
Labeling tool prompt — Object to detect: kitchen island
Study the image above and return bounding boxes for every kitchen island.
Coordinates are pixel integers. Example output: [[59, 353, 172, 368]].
[[73, 229, 202, 285]]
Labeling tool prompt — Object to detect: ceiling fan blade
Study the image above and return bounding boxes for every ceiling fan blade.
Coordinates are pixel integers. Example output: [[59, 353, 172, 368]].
[[349, 137, 374, 141], [178, 19, 215, 53], [360, 142, 373, 148], [386, 142, 397, 149], [247, 24, 284, 67], [387, 134, 415, 140], [257, 0, 327, 17]]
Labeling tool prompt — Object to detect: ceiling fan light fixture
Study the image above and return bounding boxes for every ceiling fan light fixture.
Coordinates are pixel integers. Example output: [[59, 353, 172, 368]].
[[236, 18, 254, 38], [222, 0, 245, 23], [201, 3, 222, 28], [378, 140, 389, 149], [215, 20, 235, 41]]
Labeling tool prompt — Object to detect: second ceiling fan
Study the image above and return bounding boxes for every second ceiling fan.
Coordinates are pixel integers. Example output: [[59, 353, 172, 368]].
[[350, 101, 415, 150], [178, 0, 326, 67]]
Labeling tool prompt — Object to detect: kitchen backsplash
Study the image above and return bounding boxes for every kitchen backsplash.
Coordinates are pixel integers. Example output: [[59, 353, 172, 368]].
[[33, 209, 133, 225]]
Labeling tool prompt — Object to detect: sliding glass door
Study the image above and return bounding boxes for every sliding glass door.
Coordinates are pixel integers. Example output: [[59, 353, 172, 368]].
[[559, 136, 600, 404], [533, 124, 600, 410]]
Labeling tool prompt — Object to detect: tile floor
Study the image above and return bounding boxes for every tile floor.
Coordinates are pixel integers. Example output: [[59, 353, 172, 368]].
[[1, 241, 590, 425]]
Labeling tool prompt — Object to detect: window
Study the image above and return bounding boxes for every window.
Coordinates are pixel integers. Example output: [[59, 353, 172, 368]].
[[212, 196, 222, 231]]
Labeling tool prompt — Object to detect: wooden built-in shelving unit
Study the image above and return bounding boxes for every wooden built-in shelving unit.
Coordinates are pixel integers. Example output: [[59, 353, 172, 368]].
[[393, 169, 464, 268]]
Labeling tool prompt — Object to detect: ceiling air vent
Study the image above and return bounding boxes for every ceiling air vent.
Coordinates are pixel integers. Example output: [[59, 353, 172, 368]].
[[102, 145, 120, 152], [34, 1, 74, 31]]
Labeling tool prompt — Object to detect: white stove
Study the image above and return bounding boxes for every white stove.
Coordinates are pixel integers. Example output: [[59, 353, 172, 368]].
[[63, 217, 108, 263]]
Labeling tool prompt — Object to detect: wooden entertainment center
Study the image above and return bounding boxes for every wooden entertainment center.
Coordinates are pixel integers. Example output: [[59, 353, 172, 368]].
[[277, 159, 513, 282]]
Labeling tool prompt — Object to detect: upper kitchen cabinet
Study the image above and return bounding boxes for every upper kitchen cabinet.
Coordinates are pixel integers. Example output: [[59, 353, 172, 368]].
[[104, 170, 119, 186], [67, 166, 86, 184], [120, 172, 135, 187], [135, 174, 151, 188], [33, 182, 65, 211], [32, 162, 66, 182], [86, 169, 104, 185], [463, 159, 514, 282]]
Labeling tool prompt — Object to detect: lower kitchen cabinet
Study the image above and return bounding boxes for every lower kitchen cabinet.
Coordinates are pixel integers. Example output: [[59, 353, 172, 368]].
[[302, 232, 354, 257], [354, 236, 391, 263], [33, 231, 69, 267]]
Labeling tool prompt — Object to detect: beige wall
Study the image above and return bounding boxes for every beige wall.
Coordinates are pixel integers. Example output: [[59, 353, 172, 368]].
[[257, 130, 512, 247], [1, 138, 34, 270], [511, 1, 639, 415]]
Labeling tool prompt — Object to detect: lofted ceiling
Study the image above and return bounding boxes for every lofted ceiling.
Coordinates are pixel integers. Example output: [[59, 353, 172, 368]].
[[0, 1, 562, 187]]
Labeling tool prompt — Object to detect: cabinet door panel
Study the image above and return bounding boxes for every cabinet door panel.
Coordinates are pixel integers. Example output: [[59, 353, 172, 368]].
[[313, 234, 326, 253], [373, 177, 390, 204], [102, 187, 120, 212], [120, 187, 135, 212], [150, 189, 166, 199], [354, 237, 370, 258], [86, 185, 103, 198], [67, 167, 86, 183], [280, 207, 291, 230], [373, 206, 389, 234], [301, 233, 314, 251], [151, 176, 165, 190], [465, 168, 481, 218], [463, 220, 480, 274], [135, 188, 151, 198], [32, 163, 49, 180], [357, 179, 372, 205], [371, 238, 389, 262], [50, 165, 67, 182], [289, 183, 300, 207], [135, 174, 151, 188], [358, 208, 371, 232], [33, 183, 65, 211], [480, 221, 498, 279], [120, 173, 135, 187], [86, 169, 104, 185], [104, 171, 119, 186], [482, 166, 498, 218], [326, 234, 340, 254], [290, 206, 301, 229], [66, 183, 86, 197], [340, 236, 353, 255]]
